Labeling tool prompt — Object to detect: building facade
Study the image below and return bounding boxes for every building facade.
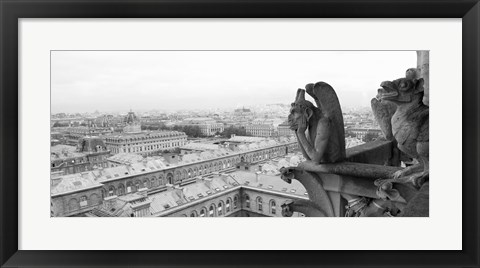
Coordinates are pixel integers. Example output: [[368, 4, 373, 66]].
[[277, 121, 295, 137], [56, 126, 113, 146], [152, 172, 307, 218], [51, 137, 110, 175], [346, 127, 382, 141], [177, 118, 224, 136], [51, 139, 299, 217], [245, 120, 276, 137], [102, 110, 188, 155], [104, 131, 187, 155]]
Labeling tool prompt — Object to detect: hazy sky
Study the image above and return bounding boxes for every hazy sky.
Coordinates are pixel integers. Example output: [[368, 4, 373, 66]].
[[51, 51, 417, 114]]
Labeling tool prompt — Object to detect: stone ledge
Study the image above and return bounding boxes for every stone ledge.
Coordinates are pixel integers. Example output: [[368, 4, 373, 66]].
[[346, 139, 394, 165]]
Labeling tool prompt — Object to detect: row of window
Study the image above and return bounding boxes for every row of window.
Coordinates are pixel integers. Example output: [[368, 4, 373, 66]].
[[104, 161, 237, 196], [106, 137, 187, 144], [188, 194, 277, 217], [66, 193, 101, 212], [103, 147, 288, 196], [190, 195, 239, 217], [119, 142, 184, 153], [244, 195, 276, 215]]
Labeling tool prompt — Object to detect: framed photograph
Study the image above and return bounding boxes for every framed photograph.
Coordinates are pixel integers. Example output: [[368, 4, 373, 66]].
[[1, 0, 478, 267]]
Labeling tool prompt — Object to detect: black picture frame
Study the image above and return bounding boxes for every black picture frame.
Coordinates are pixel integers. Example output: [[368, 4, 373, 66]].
[[1, 0, 479, 267]]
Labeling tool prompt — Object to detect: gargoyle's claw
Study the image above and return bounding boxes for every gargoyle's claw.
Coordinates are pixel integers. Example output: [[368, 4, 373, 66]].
[[375, 181, 401, 201], [374, 178, 386, 187], [411, 171, 429, 188]]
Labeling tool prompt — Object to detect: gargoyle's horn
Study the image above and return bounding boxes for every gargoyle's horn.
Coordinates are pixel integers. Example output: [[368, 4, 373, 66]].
[[305, 83, 315, 98], [295, 88, 306, 102]]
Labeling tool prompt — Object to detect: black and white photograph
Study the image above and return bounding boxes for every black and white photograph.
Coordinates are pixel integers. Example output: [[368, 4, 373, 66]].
[[50, 50, 429, 218]]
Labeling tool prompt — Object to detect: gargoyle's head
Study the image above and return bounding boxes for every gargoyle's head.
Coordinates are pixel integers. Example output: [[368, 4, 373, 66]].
[[281, 200, 294, 217], [288, 89, 316, 131], [279, 167, 293, 184], [377, 77, 424, 104]]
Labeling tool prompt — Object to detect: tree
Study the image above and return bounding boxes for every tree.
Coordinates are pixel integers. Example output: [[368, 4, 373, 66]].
[[345, 130, 355, 138], [52, 122, 69, 127], [219, 126, 247, 138], [363, 131, 379, 142], [141, 123, 167, 131], [171, 125, 204, 138]]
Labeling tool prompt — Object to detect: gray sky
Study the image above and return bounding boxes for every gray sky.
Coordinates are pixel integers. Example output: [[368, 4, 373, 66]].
[[51, 51, 417, 114]]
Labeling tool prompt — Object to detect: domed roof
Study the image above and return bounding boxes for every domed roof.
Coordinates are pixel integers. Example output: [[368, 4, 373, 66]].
[[124, 111, 139, 124]]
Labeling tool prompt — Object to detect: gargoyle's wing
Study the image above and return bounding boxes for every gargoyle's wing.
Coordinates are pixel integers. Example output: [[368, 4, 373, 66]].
[[305, 82, 346, 160], [371, 98, 396, 141]]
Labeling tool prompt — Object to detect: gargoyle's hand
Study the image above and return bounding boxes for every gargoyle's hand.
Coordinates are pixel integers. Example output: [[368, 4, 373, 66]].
[[297, 114, 308, 133], [374, 180, 400, 201], [279, 166, 295, 184], [281, 200, 294, 217]]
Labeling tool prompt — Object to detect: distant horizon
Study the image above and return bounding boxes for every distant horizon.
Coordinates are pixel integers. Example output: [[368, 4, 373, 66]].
[[50, 103, 374, 116], [51, 51, 417, 114]]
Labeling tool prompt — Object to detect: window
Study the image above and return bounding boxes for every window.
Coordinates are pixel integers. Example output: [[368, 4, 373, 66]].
[[190, 211, 197, 217], [108, 186, 115, 196], [257, 197, 263, 212], [118, 185, 125, 195], [233, 196, 238, 209], [270, 200, 276, 215], [226, 199, 231, 212], [79, 196, 88, 207], [218, 202, 223, 216], [245, 195, 250, 208], [209, 205, 215, 217]]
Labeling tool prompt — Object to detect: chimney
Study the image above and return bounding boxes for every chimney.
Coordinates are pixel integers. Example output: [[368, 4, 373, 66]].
[[255, 171, 261, 183], [137, 187, 148, 197], [103, 195, 118, 210], [174, 185, 185, 200], [130, 197, 152, 217], [203, 177, 212, 188], [50, 176, 62, 187], [165, 183, 175, 191]]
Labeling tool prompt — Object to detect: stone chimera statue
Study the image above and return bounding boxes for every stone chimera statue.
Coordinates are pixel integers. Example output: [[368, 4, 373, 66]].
[[288, 82, 346, 163], [374, 74, 429, 194]]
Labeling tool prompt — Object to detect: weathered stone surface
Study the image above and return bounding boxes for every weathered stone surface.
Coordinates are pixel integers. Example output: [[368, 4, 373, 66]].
[[280, 168, 335, 216], [298, 160, 401, 180], [375, 74, 429, 190], [399, 182, 429, 217], [371, 98, 397, 141], [346, 139, 396, 165], [417, 51, 429, 106]]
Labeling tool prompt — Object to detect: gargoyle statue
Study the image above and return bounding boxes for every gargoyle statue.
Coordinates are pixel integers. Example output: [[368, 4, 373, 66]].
[[279, 82, 345, 217], [374, 75, 429, 190], [371, 98, 396, 141], [287, 82, 346, 163], [281, 199, 328, 217]]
